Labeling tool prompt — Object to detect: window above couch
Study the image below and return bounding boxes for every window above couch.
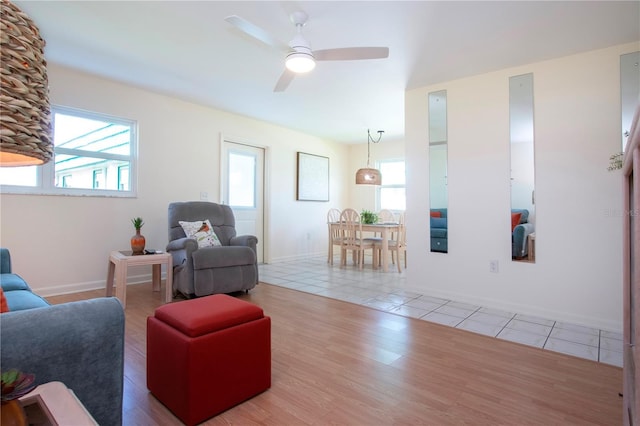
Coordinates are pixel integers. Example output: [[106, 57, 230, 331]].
[[0, 105, 138, 198]]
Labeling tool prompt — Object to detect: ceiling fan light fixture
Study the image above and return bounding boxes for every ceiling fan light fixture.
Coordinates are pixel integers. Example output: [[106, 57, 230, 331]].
[[285, 51, 316, 73]]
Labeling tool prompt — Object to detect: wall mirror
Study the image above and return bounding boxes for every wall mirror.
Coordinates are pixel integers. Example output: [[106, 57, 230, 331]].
[[621, 51, 640, 152], [428, 90, 448, 253], [509, 73, 536, 263]]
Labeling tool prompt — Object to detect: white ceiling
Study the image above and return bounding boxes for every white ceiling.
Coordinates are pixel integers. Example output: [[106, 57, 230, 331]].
[[14, 1, 640, 144]]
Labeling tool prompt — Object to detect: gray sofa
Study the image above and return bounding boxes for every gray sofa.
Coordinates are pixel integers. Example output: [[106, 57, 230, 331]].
[[167, 201, 259, 298], [0, 248, 125, 426]]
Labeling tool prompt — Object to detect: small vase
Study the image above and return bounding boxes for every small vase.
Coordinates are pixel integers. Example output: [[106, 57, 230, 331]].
[[1, 400, 27, 426], [131, 229, 146, 255]]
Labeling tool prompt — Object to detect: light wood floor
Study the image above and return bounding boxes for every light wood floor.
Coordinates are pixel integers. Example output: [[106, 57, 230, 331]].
[[48, 282, 623, 425]]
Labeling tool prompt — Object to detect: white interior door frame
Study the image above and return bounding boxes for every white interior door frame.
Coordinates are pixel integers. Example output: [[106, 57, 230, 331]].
[[219, 133, 270, 264]]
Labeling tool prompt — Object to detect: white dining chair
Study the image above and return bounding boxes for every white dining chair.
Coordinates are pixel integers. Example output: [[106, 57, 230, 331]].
[[377, 209, 395, 223], [327, 208, 342, 264], [339, 208, 377, 269], [375, 211, 406, 272]]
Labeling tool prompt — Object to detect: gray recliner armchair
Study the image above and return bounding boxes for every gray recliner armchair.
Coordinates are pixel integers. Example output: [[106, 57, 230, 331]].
[[167, 201, 258, 298]]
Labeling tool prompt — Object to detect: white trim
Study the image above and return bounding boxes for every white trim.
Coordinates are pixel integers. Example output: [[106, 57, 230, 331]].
[[33, 272, 164, 297], [219, 133, 269, 263], [402, 281, 623, 334]]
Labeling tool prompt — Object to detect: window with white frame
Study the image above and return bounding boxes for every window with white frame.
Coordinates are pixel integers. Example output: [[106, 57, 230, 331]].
[[0, 106, 137, 197], [377, 159, 406, 211]]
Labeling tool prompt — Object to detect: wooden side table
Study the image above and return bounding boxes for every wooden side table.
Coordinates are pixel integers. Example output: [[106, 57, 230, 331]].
[[106, 250, 173, 308], [527, 232, 536, 262], [19, 381, 98, 425]]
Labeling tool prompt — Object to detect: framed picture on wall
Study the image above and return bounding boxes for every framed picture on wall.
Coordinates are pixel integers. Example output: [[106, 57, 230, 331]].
[[296, 152, 329, 201]]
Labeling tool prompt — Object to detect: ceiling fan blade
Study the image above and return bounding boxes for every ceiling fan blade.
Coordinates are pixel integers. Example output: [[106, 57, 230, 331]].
[[225, 15, 289, 52], [313, 47, 389, 61], [274, 69, 296, 92]]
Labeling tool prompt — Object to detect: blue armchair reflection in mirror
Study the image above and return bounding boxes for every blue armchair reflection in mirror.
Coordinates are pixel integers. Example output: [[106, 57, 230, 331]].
[[430, 208, 448, 253], [512, 208, 535, 259]]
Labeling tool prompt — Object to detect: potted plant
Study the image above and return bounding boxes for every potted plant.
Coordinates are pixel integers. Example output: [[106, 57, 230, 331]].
[[1, 369, 36, 425], [360, 210, 378, 225], [131, 217, 146, 255]]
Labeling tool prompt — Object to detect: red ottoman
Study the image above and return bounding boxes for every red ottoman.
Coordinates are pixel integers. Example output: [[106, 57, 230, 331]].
[[147, 294, 271, 425]]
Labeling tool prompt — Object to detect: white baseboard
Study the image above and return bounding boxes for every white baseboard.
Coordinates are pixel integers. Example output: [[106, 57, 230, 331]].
[[403, 282, 622, 334], [264, 252, 324, 264], [33, 273, 165, 297]]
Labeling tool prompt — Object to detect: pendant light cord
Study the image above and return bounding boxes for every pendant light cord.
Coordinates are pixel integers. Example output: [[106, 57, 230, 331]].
[[367, 129, 384, 167]]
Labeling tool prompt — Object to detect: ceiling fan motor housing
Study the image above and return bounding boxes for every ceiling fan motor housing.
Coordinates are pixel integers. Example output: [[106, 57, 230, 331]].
[[286, 33, 315, 73]]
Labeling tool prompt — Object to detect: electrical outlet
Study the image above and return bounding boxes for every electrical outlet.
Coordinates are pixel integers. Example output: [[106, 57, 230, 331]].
[[489, 260, 499, 273], [199, 191, 208, 201]]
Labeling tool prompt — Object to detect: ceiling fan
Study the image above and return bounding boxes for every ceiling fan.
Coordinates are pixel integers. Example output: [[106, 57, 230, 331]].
[[225, 11, 389, 92]]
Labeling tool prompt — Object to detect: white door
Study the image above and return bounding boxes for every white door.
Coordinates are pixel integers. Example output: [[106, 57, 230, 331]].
[[221, 140, 265, 263]]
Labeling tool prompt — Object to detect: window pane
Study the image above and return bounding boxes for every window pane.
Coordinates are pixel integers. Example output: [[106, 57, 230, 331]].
[[51, 108, 134, 192], [55, 153, 130, 190], [380, 187, 406, 210], [92, 170, 103, 189], [54, 113, 131, 155], [228, 152, 256, 207], [0, 166, 37, 187], [377, 160, 406, 211], [380, 161, 405, 185], [118, 166, 129, 191]]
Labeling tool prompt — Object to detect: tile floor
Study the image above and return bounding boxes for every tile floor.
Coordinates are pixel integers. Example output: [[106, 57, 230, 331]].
[[259, 256, 623, 367]]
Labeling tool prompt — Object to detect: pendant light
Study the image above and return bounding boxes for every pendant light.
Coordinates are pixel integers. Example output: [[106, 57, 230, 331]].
[[0, 0, 53, 166], [355, 129, 384, 185]]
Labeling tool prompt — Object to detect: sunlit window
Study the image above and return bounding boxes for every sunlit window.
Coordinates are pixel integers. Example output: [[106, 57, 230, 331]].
[[228, 151, 256, 208], [1, 106, 137, 197], [0, 166, 38, 187], [378, 160, 406, 211]]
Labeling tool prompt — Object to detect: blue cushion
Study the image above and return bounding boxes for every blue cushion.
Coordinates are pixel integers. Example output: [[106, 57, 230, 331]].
[[4, 289, 49, 311], [430, 217, 448, 229], [0, 274, 30, 291], [431, 228, 447, 238]]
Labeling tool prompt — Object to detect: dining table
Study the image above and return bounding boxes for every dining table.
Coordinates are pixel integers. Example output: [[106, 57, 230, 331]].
[[329, 222, 400, 272]]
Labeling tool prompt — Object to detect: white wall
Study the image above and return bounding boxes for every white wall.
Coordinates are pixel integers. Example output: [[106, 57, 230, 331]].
[[0, 64, 349, 295], [406, 42, 639, 332]]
